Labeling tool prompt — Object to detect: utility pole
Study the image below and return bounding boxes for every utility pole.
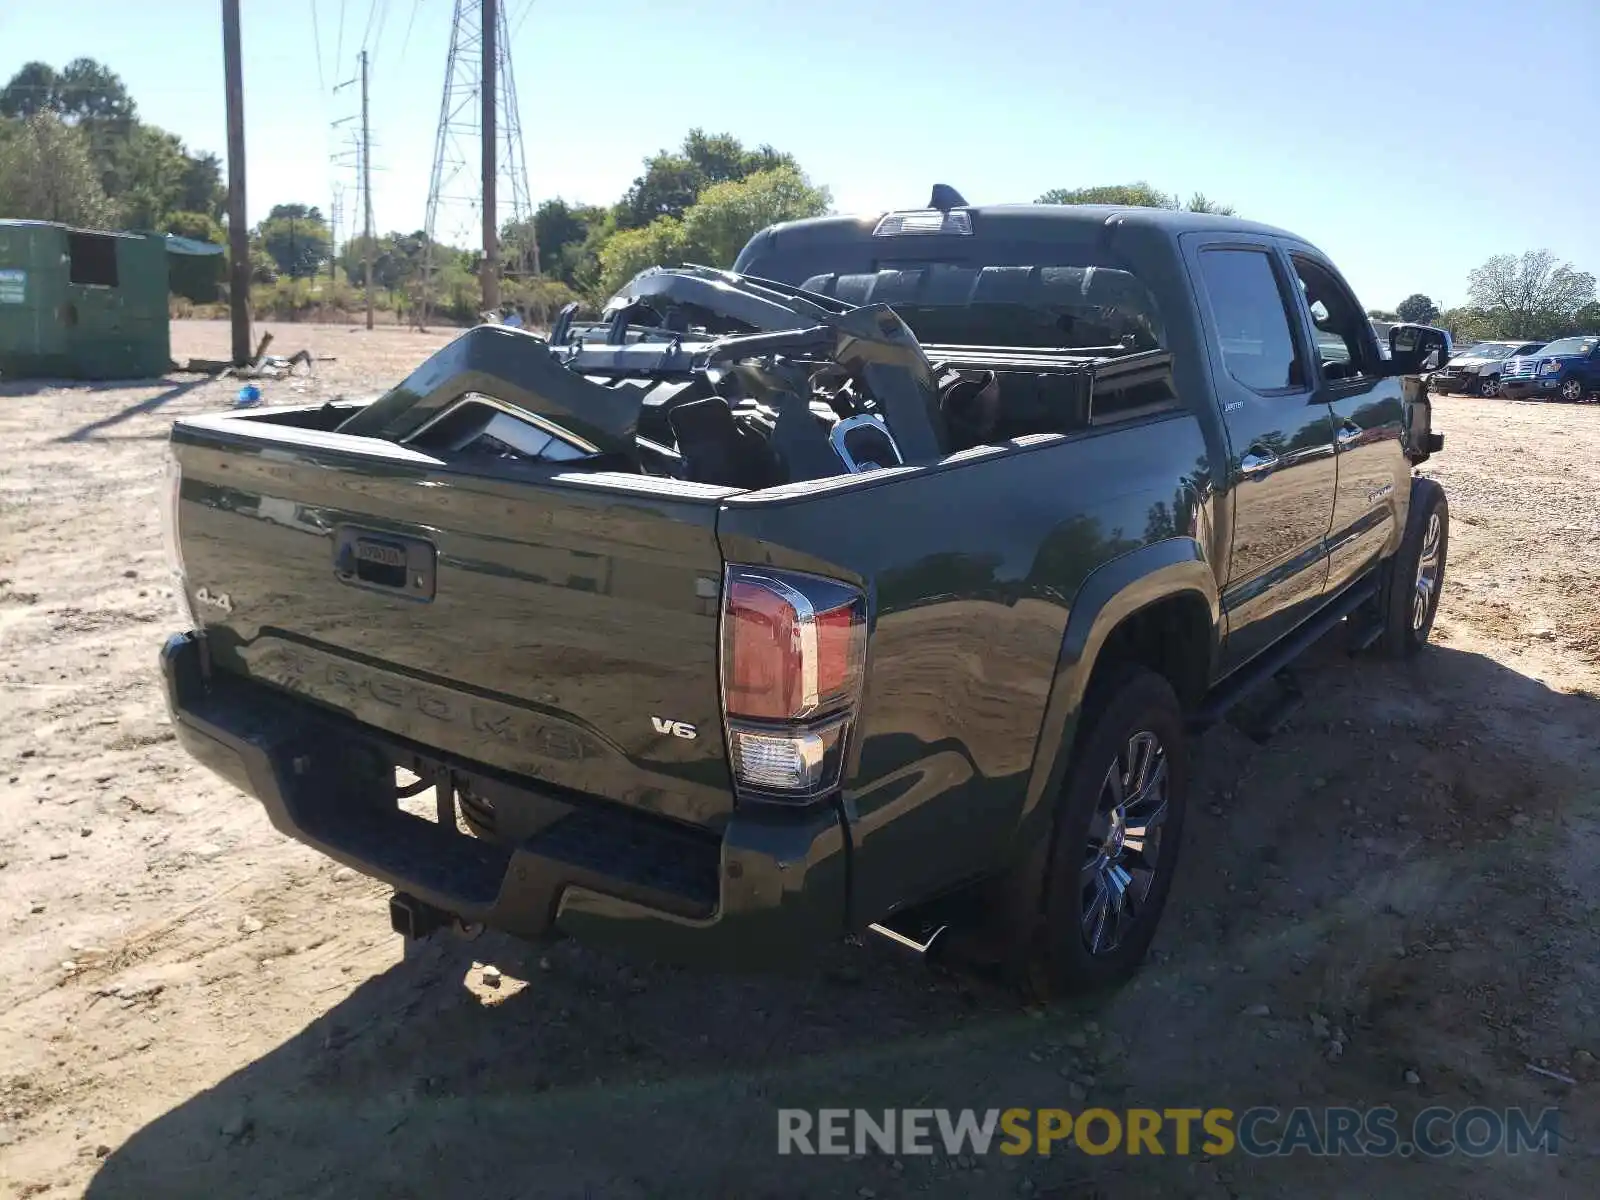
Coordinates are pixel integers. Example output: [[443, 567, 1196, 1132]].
[[480, 0, 499, 313], [360, 50, 374, 331], [329, 183, 343, 283], [424, 1, 536, 322], [221, 0, 251, 365]]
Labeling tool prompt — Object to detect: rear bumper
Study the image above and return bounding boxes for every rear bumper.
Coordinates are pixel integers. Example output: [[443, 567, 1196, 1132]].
[[160, 633, 848, 968]]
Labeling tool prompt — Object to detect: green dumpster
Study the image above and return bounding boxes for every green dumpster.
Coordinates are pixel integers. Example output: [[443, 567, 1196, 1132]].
[[0, 219, 172, 381]]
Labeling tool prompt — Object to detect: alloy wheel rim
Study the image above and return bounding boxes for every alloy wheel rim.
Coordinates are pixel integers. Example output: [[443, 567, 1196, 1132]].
[[1481, 376, 1498, 396], [1561, 379, 1582, 401], [1080, 731, 1168, 956], [1412, 511, 1442, 631]]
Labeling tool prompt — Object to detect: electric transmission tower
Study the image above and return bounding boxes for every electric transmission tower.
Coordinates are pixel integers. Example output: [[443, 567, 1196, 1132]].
[[422, 0, 539, 324]]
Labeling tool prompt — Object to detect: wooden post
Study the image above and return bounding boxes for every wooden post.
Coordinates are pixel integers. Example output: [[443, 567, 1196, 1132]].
[[481, 0, 500, 313], [222, 0, 251, 365], [361, 50, 375, 331]]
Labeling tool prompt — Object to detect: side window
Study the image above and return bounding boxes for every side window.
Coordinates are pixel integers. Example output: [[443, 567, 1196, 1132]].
[[1289, 255, 1375, 381], [1195, 248, 1305, 393]]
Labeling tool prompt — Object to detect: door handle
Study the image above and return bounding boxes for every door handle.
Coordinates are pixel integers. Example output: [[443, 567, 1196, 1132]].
[[1239, 449, 1279, 476], [1336, 421, 1363, 446]]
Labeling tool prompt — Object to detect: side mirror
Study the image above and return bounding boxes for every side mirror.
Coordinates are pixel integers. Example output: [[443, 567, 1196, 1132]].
[[1387, 324, 1451, 375]]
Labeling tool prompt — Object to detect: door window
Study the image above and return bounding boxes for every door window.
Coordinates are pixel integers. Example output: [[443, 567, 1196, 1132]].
[[1289, 255, 1377, 382], [1195, 248, 1306, 394]]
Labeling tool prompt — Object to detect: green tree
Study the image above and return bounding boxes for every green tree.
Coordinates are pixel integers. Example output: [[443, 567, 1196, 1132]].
[[246, 241, 278, 284], [0, 113, 117, 226], [1367, 308, 1400, 321], [680, 165, 831, 268], [162, 210, 224, 243], [597, 217, 689, 297], [258, 205, 331, 279], [338, 230, 447, 298], [1, 59, 136, 124], [0, 62, 66, 119], [1574, 301, 1600, 331], [522, 198, 608, 287], [1036, 182, 1236, 215], [340, 233, 388, 290], [1396, 293, 1440, 324], [177, 151, 225, 218], [616, 129, 798, 229], [1182, 192, 1236, 216], [498, 216, 543, 277], [102, 123, 190, 228], [595, 164, 831, 296], [2, 59, 222, 232], [1467, 251, 1597, 338], [55, 58, 137, 125], [265, 203, 319, 222], [1437, 306, 1496, 342]]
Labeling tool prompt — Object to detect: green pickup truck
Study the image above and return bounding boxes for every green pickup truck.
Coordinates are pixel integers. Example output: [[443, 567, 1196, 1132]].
[[158, 195, 1450, 996]]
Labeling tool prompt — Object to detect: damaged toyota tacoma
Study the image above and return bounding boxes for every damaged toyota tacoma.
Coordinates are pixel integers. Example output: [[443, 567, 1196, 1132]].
[[158, 195, 1451, 994]]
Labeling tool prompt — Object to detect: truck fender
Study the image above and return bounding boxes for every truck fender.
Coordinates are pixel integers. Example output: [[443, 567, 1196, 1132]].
[[1012, 538, 1219, 854]]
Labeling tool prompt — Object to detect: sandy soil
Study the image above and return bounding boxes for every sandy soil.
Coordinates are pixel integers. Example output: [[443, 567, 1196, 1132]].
[[1, 322, 1597, 1198]]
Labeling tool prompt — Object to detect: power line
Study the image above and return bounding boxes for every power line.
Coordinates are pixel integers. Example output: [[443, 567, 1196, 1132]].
[[334, 0, 347, 72], [360, 0, 383, 55], [399, 0, 422, 59], [508, 0, 534, 38], [511, 0, 536, 39], [310, 0, 327, 95], [371, 0, 392, 64]]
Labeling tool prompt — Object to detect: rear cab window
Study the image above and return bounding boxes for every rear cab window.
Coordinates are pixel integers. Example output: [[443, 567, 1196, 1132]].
[[737, 231, 1168, 357], [1193, 247, 1306, 393], [799, 262, 1168, 356], [739, 230, 1178, 435]]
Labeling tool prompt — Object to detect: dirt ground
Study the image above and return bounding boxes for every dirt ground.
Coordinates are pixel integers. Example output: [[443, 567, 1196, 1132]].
[[1, 320, 1598, 1199]]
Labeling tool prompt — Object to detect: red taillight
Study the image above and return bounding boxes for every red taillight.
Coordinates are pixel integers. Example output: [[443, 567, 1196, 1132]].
[[721, 567, 867, 801], [815, 603, 863, 708], [723, 570, 865, 722], [724, 576, 804, 721]]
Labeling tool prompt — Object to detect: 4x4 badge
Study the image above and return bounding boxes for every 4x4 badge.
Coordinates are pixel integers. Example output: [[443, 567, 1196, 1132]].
[[193, 587, 233, 614]]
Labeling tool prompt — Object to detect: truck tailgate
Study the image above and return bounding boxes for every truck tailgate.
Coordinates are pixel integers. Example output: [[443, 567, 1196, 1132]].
[[171, 416, 739, 830]]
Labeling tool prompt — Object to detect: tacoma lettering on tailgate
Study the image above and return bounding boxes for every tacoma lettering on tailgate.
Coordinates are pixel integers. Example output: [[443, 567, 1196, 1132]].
[[244, 641, 596, 764]]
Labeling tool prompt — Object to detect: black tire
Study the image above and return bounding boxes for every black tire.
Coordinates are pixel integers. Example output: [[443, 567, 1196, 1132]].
[[1477, 374, 1499, 397], [1016, 668, 1189, 998], [1379, 477, 1448, 658]]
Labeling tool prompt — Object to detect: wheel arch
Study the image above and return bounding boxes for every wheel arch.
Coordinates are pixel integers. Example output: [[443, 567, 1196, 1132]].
[[1009, 537, 1218, 854]]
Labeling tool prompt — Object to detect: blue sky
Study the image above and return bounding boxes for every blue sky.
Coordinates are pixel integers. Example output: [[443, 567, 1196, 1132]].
[[3, 0, 1596, 309]]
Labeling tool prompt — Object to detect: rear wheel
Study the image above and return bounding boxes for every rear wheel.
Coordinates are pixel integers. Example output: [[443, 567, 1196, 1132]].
[[1379, 478, 1448, 658], [1016, 668, 1188, 998]]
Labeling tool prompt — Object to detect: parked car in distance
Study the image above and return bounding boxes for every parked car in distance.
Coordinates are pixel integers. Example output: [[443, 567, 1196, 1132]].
[[1498, 335, 1600, 402], [1430, 340, 1546, 396]]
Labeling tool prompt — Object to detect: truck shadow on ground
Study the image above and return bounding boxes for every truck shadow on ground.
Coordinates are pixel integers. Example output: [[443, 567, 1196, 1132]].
[[83, 637, 1597, 1200], [51, 377, 211, 443]]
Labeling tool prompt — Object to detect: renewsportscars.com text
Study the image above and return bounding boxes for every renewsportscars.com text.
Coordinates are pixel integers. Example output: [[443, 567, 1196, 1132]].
[[777, 1106, 1561, 1158]]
